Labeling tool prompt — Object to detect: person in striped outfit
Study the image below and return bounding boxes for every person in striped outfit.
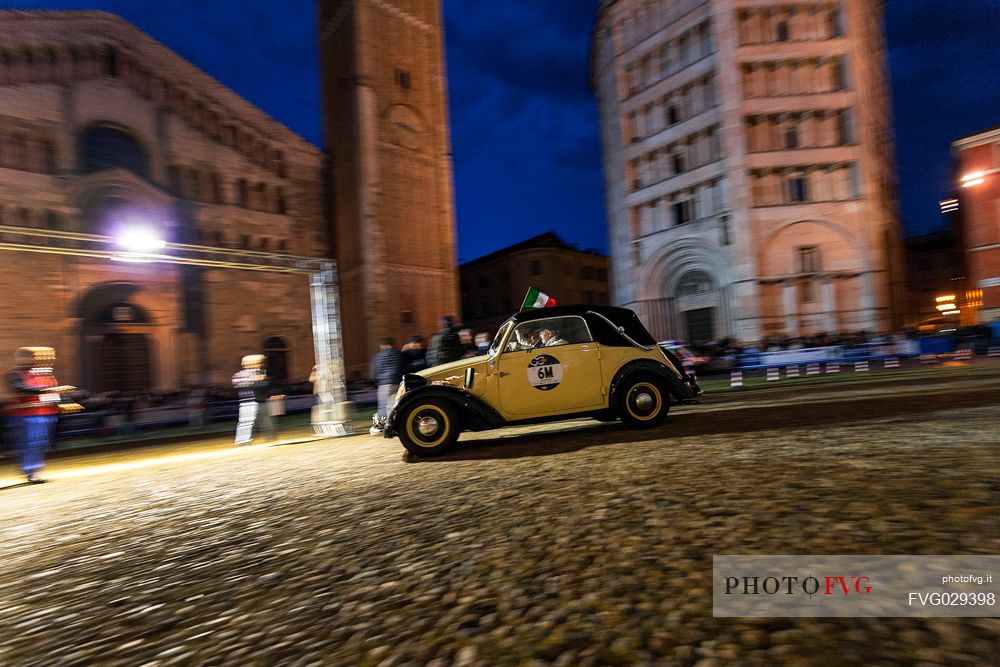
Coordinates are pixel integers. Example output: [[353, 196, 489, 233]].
[[5, 347, 74, 483]]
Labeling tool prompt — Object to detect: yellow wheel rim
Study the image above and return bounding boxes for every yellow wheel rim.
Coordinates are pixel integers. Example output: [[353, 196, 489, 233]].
[[405, 404, 450, 448], [626, 382, 662, 421]]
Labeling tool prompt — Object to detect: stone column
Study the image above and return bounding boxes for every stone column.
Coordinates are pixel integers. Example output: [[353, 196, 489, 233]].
[[858, 272, 877, 331], [822, 279, 838, 333], [783, 281, 798, 335]]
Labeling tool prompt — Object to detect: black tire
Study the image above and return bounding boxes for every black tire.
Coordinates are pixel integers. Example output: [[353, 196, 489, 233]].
[[615, 374, 669, 429], [397, 398, 461, 456]]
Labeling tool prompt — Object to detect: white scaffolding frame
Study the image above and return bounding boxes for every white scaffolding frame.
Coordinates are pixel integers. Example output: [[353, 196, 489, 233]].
[[0, 224, 352, 436]]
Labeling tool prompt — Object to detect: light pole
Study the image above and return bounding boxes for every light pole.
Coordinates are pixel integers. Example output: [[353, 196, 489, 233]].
[[0, 223, 354, 436]]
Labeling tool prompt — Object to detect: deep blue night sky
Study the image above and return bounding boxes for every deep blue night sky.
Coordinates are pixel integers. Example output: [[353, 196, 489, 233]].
[[2, 0, 998, 263]]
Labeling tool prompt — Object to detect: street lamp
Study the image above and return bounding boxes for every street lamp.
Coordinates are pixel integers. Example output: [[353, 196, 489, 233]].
[[113, 225, 166, 262], [117, 226, 165, 252], [961, 172, 984, 188], [961, 171, 986, 188]]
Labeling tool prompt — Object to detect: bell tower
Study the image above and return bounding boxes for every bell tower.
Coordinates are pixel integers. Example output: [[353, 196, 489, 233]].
[[318, 0, 459, 373]]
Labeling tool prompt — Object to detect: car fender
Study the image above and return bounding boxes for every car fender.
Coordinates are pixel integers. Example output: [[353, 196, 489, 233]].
[[385, 385, 505, 438], [610, 359, 694, 404]]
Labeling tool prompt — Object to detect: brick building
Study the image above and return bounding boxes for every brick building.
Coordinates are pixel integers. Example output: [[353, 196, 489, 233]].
[[460, 233, 609, 336], [953, 125, 1000, 324], [0, 11, 326, 391], [591, 0, 904, 344], [904, 229, 966, 328], [318, 0, 459, 375]]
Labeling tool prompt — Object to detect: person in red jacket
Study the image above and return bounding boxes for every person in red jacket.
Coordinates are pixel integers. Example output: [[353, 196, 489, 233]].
[[4, 347, 74, 483]]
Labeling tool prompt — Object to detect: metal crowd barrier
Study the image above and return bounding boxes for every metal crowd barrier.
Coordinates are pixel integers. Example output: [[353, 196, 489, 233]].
[[737, 341, 921, 370]]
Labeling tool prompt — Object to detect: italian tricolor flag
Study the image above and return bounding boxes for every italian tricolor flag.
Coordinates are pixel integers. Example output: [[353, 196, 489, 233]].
[[521, 287, 557, 309]]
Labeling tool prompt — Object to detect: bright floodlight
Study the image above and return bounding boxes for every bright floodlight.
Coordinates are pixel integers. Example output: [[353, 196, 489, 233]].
[[117, 227, 166, 253], [961, 171, 985, 188]]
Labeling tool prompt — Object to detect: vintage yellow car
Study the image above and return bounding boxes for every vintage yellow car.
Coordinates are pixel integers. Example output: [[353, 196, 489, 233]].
[[383, 305, 701, 456]]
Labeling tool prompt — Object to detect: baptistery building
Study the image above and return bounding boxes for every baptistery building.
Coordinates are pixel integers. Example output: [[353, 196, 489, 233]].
[[0, 11, 325, 391], [591, 0, 903, 344]]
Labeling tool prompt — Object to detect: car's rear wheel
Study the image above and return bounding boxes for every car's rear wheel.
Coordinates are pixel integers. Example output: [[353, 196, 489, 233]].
[[615, 374, 669, 429], [397, 398, 460, 456]]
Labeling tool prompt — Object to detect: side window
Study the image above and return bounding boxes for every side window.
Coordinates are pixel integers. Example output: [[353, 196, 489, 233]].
[[506, 317, 592, 351]]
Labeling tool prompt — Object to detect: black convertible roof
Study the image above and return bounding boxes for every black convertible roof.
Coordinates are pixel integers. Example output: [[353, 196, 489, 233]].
[[508, 305, 656, 348]]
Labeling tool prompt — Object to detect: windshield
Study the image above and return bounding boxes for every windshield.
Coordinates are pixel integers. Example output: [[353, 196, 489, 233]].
[[488, 321, 513, 357]]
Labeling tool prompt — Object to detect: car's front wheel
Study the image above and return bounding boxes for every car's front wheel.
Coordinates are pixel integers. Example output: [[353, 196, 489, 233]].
[[615, 374, 669, 429], [397, 398, 460, 456]]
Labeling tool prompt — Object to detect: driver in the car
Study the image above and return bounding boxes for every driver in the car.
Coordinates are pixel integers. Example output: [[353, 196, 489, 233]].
[[538, 325, 568, 347]]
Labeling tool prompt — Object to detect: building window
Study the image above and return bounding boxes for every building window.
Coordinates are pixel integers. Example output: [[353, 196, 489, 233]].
[[800, 279, 818, 303], [796, 246, 820, 274], [80, 125, 148, 178], [785, 175, 808, 202], [102, 47, 119, 77], [719, 215, 731, 246], [776, 20, 789, 42], [401, 310, 414, 325], [395, 68, 411, 90], [44, 210, 61, 230], [848, 163, 861, 199], [829, 4, 844, 37], [838, 109, 855, 144], [672, 199, 693, 225], [236, 179, 249, 208], [784, 125, 799, 149], [167, 166, 182, 195], [833, 57, 848, 90], [667, 105, 679, 125], [672, 152, 685, 174], [677, 270, 714, 295], [530, 259, 542, 276], [211, 174, 224, 204]]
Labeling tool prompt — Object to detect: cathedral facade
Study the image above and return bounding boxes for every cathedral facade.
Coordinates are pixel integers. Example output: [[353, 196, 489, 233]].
[[592, 0, 904, 344], [0, 11, 326, 392], [318, 0, 460, 375]]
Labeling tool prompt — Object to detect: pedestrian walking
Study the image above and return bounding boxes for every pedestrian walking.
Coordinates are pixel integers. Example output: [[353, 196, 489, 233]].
[[232, 354, 275, 445], [474, 332, 491, 356], [4, 347, 74, 483], [426, 315, 464, 367], [370, 338, 402, 433], [400, 335, 428, 374]]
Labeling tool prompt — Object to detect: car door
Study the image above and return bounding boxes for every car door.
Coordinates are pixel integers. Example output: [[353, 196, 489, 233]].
[[496, 316, 605, 417]]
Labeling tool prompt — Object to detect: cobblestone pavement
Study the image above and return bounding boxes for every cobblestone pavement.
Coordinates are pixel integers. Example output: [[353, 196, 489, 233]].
[[1, 366, 998, 665]]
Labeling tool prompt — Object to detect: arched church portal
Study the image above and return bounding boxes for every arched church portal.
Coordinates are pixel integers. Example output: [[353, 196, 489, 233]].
[[77, 283, 156, 393], [674, 270, 717, 345]]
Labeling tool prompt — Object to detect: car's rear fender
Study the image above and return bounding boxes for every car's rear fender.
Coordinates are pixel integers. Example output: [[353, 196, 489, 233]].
[[385, 385, 505, 438], [610, 360, 694, 405]]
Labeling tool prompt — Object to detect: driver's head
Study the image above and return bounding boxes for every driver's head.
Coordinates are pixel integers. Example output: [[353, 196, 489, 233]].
[[538, 327, 556, 343]]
